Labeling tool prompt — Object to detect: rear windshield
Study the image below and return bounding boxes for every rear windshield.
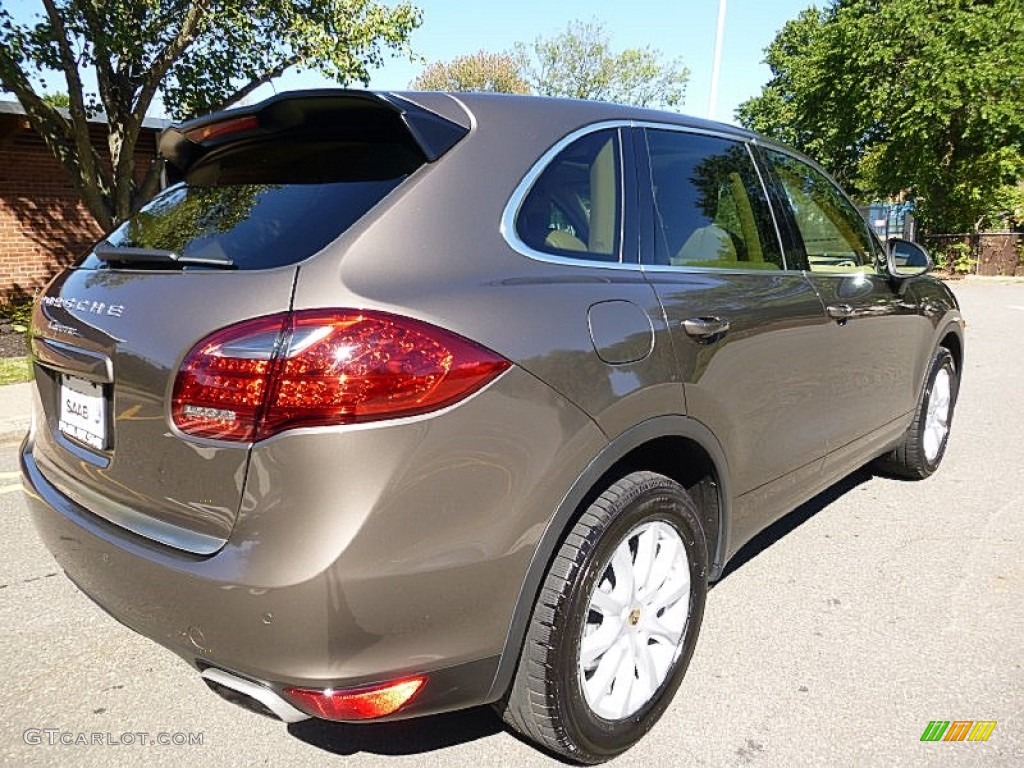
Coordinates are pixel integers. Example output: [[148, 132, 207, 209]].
[[78, 138, 421, 270]]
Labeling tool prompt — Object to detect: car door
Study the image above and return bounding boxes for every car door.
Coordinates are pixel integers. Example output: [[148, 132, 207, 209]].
[[635, 126, 834, 546], [760, 148, 930, 464]]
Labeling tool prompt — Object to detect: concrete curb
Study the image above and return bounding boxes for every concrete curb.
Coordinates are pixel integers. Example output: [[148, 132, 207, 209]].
[[954, 274, 1024, 283], [0, 381, 32, 444]]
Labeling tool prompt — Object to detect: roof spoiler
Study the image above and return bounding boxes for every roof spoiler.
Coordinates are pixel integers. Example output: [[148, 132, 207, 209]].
[[159, 89, 469, 179]]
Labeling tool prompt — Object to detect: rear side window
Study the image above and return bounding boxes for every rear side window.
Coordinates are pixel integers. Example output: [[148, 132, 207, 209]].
[[643, 130, 782, 270], [79, 139, 419, 271], [515, 129, 622, 262]]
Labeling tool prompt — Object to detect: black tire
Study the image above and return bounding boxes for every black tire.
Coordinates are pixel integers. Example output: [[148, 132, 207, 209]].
[[875, 346, 958, 479], [495, 471, 708, 763]]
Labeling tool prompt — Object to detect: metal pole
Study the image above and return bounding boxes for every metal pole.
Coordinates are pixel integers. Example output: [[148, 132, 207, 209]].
[[707, 0, 728, 120]]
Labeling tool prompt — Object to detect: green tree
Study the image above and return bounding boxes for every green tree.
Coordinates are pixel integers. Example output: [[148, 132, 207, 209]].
[[411, 50, 529, 93], [0, 1, 421, 231], [516, 20, 688, 109], [41, 91, 70, 108], [738, 0, 1024, 233]]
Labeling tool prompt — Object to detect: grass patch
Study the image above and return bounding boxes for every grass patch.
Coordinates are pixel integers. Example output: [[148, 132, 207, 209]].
[[0, 357, 31, 386]]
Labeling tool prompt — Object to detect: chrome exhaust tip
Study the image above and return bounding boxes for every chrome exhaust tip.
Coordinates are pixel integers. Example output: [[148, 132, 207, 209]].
[[201, 667, 310, 723]]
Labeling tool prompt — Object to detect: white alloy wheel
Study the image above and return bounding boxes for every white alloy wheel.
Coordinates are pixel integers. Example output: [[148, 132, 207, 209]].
[[578, 520, 690, 720], [497, 471, 707, 763], [874, 347, 958, 480], [923, 366, 952, 462]]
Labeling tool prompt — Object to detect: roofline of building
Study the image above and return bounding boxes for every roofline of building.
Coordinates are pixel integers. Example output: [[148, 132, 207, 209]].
[[0, 98, 172, 131]]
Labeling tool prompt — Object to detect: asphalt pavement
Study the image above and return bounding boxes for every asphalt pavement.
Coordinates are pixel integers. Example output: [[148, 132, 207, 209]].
[[0, 381, 30, 443], [0, 278, 1021, 767]]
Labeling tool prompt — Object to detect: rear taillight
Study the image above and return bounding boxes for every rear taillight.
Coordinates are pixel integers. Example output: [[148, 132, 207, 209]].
[[171, 315, 285, 442], [172, 309, 510, 442]]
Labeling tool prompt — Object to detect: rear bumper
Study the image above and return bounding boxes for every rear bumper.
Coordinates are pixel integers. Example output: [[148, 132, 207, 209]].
[[25, 442, 502, 720], [21, 366, 607, 720]]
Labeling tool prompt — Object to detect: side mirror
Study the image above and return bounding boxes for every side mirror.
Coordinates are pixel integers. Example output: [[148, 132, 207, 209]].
[[886, 238, 933, 279]]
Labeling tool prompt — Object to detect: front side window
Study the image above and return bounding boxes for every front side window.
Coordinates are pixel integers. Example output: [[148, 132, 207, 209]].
[[515, 129, 622, 262], [643, 130, 782, 270], [766, 150, 879, 273]]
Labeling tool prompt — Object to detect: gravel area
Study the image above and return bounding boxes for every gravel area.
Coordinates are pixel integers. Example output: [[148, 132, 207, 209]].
[[0, 325, 28, 359]]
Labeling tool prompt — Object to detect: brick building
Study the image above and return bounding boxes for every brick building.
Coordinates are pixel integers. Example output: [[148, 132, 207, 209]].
[[0, 100, 169, 300]]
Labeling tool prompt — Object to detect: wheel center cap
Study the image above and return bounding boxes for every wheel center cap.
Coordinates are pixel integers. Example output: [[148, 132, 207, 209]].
[[628, 607, 642, 626]]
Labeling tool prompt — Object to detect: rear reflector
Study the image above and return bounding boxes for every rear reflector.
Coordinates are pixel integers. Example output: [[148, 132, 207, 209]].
[[172, 309, 510, 442], [283, 677, 426, 720]]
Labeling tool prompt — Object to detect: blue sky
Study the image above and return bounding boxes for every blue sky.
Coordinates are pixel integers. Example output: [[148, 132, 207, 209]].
[[6, 0, 814, 124], [270, 0, 814, 123]]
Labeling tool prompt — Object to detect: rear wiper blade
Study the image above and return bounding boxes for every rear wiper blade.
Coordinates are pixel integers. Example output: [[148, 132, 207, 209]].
[[93, 242, 235, 268]]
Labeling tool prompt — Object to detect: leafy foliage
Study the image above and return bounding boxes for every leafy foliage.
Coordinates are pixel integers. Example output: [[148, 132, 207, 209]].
[[737, 0, 1024, 234], [935, 241, 976, 275], [0, 1, 421, 230], [411, 50, 529, 93], [0, 292, 34, 362], [2, 295, 33, 331], [515, 20, 688, 109], [41, 90, 69, 107]]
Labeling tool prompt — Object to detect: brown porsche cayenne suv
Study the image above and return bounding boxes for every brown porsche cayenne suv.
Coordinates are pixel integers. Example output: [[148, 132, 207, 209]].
[[21, 90, 964, 762]]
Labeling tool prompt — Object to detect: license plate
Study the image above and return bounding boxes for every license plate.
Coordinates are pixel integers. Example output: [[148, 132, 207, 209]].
[[59, 375, 107, 450]]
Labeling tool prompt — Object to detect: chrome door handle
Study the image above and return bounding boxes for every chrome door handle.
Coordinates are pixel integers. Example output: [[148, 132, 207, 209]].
[[682, 316, 730, 339], [827, 304, 855, 320]]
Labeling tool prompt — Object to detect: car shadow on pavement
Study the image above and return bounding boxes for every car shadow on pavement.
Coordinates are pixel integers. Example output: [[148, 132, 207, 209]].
[[288, 704, 502, 756], [719, 467, 875, 580]]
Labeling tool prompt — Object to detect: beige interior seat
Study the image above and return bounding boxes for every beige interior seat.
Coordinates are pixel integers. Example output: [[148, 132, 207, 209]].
[[545, 229, 587, 251]]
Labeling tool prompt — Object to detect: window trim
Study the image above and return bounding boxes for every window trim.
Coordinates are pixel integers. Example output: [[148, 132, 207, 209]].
[[501, 122, 635, 269], [749, 144, 809, 271], [746, 140, 789, 271], [501, 120, 814, 276]]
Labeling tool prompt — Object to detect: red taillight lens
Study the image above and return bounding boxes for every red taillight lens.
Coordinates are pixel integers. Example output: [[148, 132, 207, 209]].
[[171, 315, 286, 441], [283, 677, 426, 720], [172, 310, 510, 442]]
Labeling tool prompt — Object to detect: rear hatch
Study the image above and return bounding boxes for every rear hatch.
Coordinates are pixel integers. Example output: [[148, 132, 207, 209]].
[[28, 90, 468, 554]]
